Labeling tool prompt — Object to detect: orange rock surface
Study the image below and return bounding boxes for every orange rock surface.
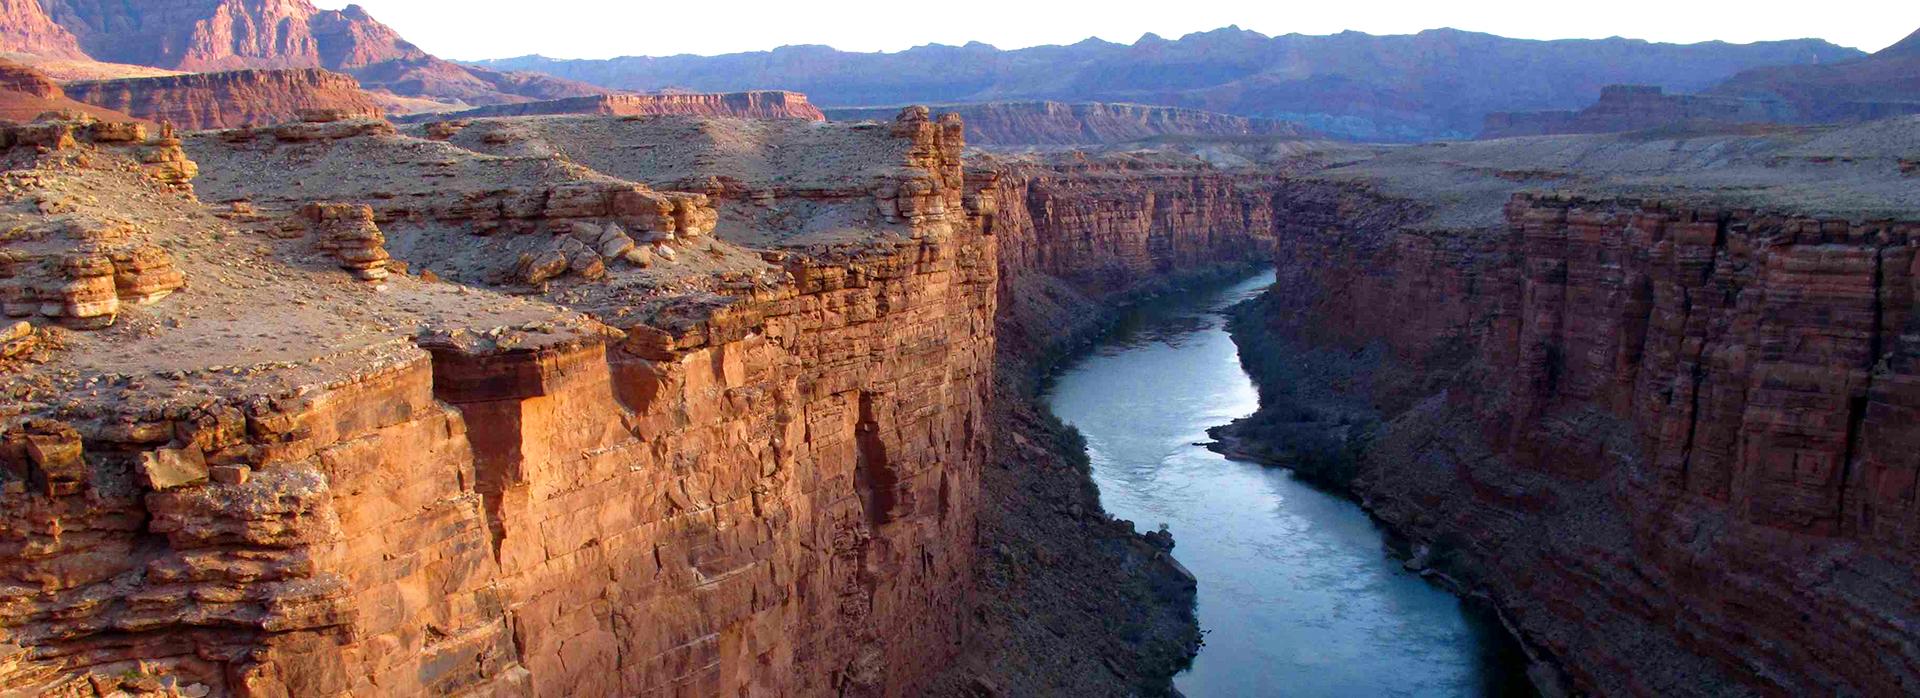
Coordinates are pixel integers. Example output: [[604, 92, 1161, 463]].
[[63, 69, 383, 129]]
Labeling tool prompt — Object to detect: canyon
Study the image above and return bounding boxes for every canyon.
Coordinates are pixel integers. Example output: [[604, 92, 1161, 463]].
[[0, 3, 1916, 696], [0, 104, 1247, 697], [1214, 120, 1920, 695], [2, 105, 1916, 698]]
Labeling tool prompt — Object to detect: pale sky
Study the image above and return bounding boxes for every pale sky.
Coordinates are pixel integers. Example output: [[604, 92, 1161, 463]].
[[313, 0, 1919, 60]]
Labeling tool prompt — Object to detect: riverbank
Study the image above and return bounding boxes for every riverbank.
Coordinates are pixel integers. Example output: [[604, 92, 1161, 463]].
[[1210, 290, 1555, 695], [925, 267, 1274, 696]]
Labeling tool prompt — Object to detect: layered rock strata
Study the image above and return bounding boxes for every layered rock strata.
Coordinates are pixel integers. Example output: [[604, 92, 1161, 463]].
[[0, 57, 139, 122], [0, 118, 188, 329], [1, 108, 997, 698], [1222, 123, 1920, 695], [63, 69, 383, 129], [4, 0, 606, 107]]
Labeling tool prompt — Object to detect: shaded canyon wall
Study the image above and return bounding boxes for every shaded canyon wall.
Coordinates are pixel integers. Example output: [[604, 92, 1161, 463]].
[[1238, 182, 1920, 695]]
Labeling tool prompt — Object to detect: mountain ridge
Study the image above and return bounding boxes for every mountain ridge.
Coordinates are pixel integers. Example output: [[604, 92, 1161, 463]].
[[0, 0, 609, 107], [472, 27, 1862, 141]]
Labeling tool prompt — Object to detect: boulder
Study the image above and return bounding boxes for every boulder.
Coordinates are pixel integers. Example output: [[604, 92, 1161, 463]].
[[138, 447, 208, 491]]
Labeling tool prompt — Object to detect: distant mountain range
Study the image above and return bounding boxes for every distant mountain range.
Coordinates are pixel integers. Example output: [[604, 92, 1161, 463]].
[[0, 1, 1900, 144], [0, 0, 605, 107], [1705, 27, 1920, 123], [474, 27, 1863, 141], [1483, 29, 1920, 138]]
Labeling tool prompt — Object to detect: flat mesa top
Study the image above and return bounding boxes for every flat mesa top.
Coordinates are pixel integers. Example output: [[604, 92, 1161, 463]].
[[1322, 117, 1920, 229], [5, 112, 970, 417]]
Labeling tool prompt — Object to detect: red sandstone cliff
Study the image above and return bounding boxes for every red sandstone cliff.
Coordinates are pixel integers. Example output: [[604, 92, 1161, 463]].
[[0, 0, 82, 59], [30, 0, 604, 106], [1228, 134, 1920, 693], [0, 109, 999, 697], [63, 68, 382, 129], [0, 56, 138, 121]]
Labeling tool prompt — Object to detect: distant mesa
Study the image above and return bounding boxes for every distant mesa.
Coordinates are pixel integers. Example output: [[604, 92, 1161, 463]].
[[62, 69, 383, 130], [0, 57, 139, 123], [395, 91, 828, 124], [1480, 84, 1791, 139], [826, 101, 1314, 147]]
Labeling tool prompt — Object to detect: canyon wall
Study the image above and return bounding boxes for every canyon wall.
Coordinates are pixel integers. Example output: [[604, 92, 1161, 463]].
[[7, 0, 605, 107], [980, 154, 1290, 360], [0, 110, 999, 697], [64, 69, 382, 129], [1238, 177, 1920, 695], [0, 0, 84, 59]]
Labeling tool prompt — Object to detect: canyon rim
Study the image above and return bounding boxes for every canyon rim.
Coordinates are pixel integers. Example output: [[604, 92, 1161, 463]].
[[1, 2, 1918, 696]]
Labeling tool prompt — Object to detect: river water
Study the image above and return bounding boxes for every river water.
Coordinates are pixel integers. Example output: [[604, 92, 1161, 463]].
[[1045, 271, 1529, 697]]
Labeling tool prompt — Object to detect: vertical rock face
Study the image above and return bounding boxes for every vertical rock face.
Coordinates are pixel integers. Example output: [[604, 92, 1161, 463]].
[[40, 0, 418, 71], [25, 0, 606, 107], [0, 110, 997, 697], [0, 58, 143, 121], [0, 0, 82, 59], [978, 153, 1292, 364], [1249, 179, 1920, 695], [62, 69, 384, 129], [0, 0, 84, 59]]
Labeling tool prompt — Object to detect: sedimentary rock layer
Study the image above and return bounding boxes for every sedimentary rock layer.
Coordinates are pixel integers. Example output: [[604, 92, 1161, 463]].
[[1237, 167, 1920, 694], [63, 69, 382, 129], [9, 0, 605, 107], [0, 56, 136, 121], [0, 109, 998, 697]]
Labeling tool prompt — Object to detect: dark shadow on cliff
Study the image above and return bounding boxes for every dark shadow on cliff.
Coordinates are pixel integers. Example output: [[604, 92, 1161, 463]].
[[927, 266, 1275, 697]]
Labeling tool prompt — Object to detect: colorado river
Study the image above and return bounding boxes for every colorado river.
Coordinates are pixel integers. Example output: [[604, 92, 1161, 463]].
[[1045, 271, 1530, 697]]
